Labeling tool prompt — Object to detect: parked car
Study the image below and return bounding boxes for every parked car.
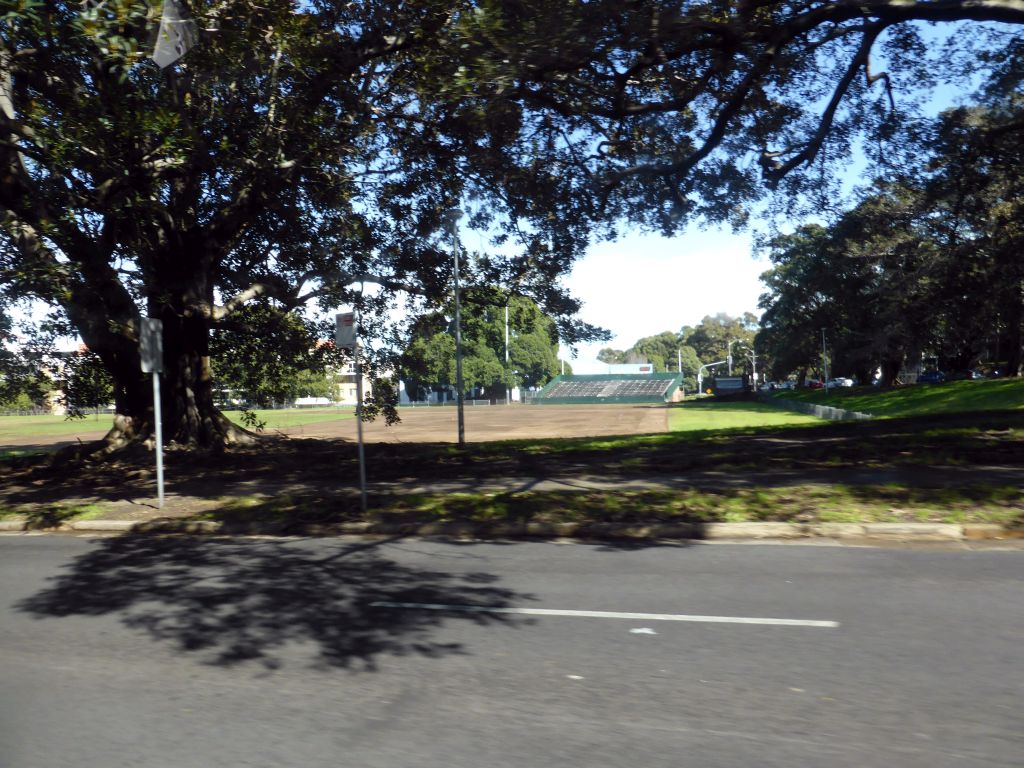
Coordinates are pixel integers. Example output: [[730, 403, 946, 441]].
[[918, 370, 946, 384], [805, 379, 824, 389], [826, 377, 854, 388]]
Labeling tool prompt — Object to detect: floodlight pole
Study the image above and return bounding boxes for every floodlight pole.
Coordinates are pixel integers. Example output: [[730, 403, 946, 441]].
[[445, 208, 466, 446], [354, 315, 368, 516], [505, 302, 511, 405], [821, 328, 829, 396]]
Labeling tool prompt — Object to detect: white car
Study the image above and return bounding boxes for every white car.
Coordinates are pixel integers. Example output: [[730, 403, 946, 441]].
[[826, 377, 854, 388]]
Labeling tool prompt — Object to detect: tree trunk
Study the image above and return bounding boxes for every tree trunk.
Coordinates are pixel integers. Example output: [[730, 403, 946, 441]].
[[881, 357, 902, 387], [161, 309, 255, 447], [67, 247, 255, 451], [1004, 278, 1023, 377]]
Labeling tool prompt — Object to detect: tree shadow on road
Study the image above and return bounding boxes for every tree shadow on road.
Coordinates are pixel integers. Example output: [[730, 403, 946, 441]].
[[17, 535, 530, 671]]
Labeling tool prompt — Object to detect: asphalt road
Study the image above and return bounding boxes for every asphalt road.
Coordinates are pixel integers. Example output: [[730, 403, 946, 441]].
[[1, 535, 1022, 768]]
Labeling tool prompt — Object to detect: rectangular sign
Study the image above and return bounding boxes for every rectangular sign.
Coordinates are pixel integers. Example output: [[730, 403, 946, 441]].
[[151, 0, 198, 69], [140, 318, 164, 373], [335, 312, 356, 350]]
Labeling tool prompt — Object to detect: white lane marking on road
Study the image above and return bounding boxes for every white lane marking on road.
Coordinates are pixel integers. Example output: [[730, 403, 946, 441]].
[[369, 602, 839, 628], [629, 627, 658, 635]]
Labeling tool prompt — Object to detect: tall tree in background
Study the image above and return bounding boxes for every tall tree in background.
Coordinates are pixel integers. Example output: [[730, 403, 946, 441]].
[[400, 294, 562, 400], [924, 104, 1024, 375], [758, 109, 1024, 384], [682, 313, 758, 371], [598, 331, 701, 390]]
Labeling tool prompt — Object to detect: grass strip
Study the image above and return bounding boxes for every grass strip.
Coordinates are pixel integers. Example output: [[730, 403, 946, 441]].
[[668, 400, 824, 431], [0, 502, 107, 526], [223, 407, 354, 430], [188, 484, 1023, 529]]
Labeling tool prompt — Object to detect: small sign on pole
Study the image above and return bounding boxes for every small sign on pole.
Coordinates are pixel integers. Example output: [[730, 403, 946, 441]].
[[151, 0, 198, 69], [140, 318, 165, 508], [335, 312, 356, 350], [140, 318, 164, 373]]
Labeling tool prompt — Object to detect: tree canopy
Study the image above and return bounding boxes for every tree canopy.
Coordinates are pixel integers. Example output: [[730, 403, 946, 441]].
[[456, 1, 1024, 229], [0, 0, 605, 447], [1, 1, 1021, 448]]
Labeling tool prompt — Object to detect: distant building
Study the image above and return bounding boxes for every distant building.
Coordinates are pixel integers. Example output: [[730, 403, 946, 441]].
[[332, 360, 373, 406]]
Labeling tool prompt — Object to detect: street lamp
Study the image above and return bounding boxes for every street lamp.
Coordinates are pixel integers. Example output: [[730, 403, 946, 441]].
[[505, 300, 513, 405], [443, 208, 465, 446], [821, 328, 829, 395]]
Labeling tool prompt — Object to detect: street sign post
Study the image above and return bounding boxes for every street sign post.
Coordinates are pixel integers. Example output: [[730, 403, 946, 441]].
[[336, 311, 367, 514], [140, 318, 165, 508]]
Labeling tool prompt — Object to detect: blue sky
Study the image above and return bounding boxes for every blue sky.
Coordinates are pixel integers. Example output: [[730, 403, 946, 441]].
[[558, 227, 765, 374]]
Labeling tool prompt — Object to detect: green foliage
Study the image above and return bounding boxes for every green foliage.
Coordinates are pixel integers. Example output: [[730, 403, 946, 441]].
[[401, 294, 561, 398], [454, 2, 1024, 230], [3, 0, 1021, 449], [600, 332, 702, 390], [238, 409, 266, 433], [0, 309, 50, 408], [210, 301, 333, 408], [60, 350, 113, 419], [682, 313, 758, 374], [759, 94, 1024, 383]]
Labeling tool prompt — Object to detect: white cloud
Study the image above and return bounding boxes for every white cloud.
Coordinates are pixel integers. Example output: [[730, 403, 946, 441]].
[[561, 227, 766, 373]]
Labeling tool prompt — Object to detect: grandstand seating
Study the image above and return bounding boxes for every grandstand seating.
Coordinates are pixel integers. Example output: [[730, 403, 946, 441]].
[[535, 374, 681, 404]]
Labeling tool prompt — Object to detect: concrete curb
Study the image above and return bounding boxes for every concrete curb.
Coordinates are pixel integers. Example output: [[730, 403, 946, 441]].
[[0, 518, 1020, 542]]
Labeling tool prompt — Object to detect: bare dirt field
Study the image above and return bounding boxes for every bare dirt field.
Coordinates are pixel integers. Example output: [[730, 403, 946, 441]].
[[1, 404, 670, 453], [278, 404, 670, 443]]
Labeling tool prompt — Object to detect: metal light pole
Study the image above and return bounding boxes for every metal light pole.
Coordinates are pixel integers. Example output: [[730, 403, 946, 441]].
[[444, 208, 466, 446], [505, 302, 511, 405], [727, 340, 735, 375], [821, 328, 829, 394]]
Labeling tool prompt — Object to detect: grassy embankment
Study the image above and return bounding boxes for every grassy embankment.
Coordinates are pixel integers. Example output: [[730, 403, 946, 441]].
[[768, 377, 1024, 417]]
